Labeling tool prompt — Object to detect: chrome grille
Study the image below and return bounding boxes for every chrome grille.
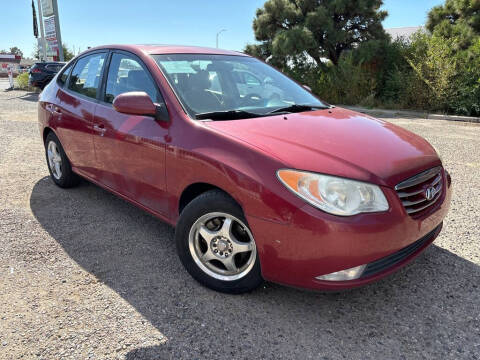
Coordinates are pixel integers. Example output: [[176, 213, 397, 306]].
[[395, 167, 443, 216]]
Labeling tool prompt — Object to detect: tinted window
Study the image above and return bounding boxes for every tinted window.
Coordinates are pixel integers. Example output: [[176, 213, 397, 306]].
[[104, 53, 160, 104], [68, 53, 106, 99], [57, 63, 73, 86], [46, 64, 64, 72]]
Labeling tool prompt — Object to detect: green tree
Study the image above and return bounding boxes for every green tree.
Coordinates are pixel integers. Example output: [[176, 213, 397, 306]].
[[9, 46, 24, 57], [246, 0, 388, 66], [31, 41, 40, 59], [62, 43, 75, 61], [427, 0, 480, 49]]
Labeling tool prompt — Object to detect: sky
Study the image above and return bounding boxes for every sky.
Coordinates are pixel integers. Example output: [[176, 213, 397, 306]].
[[2, 0, 444, 58]]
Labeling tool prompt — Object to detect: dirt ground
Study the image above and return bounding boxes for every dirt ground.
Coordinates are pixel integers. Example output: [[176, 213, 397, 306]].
[[1, 84, 479, 359]]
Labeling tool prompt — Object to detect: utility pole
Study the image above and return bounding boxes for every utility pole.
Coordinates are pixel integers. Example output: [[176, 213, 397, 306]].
[[216, 29, 227, 48], [52, 0, 64, 61], [36, 0, 47, 61]]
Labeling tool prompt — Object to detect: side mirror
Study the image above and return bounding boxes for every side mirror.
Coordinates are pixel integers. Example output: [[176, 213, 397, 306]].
[[113, 91, 169, 122], [303, 85, 312, 92]]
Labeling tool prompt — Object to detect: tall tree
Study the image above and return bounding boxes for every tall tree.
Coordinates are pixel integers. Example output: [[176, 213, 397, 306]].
[[62, 44, 75, 61], [427, 0, 480, 49], [246, 0, 388, 66], [31, 41, 40, 59], [9, 47, 24, 57]]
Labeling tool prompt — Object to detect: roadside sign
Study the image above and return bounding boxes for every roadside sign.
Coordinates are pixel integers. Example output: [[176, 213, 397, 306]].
[[40, 0, 54, 17], [44, 15, 56, 39], [44, 38, 58, 56], [43, 15, 58, 56]]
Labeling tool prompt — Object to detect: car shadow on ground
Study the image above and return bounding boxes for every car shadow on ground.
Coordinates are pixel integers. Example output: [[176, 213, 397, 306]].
[[29, 176, 480, 359], [6, 92, 39, 102]]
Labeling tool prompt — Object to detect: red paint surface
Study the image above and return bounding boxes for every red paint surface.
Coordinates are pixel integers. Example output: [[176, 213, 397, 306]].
[[38, 45, 452, 290]]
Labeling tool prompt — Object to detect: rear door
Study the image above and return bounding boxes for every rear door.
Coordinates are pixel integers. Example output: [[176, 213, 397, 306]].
[[54, 52, 107, 179], [93, 51, 169, 215]]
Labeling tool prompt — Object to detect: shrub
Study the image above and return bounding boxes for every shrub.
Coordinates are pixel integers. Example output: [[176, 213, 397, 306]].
[[15, 72, 29, 90], [405, 32, 480, 116], [314, 54, 377, 106], [286, 31, 480, 116]]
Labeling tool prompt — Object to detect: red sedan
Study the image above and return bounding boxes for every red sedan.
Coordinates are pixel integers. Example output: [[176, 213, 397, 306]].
[[38, 45, 452, 293]]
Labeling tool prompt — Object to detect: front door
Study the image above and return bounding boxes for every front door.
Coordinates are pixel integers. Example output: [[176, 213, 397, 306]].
[[93, 51, 169, 216], [54, 52, 107, 179]]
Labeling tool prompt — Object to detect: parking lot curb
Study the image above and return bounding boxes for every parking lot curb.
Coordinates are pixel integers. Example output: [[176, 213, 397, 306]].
[[341, 106, 480, 124]]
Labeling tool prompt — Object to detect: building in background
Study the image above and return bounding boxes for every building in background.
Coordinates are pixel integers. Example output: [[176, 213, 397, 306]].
[[0, 54, 22, 78], [385, 26, 425, 41]]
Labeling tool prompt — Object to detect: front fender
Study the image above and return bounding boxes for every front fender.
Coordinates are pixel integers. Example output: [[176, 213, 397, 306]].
[[165, 126, 304, 226]]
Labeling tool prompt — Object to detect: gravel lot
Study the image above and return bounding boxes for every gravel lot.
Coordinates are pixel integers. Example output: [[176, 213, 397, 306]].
[[1, 82, 479, 359]]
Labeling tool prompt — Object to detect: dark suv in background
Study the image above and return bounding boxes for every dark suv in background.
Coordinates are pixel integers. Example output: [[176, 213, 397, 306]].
[[29, 62, 65, 89]]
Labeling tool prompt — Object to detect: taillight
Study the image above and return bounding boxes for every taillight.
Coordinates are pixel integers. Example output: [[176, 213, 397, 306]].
[[31, 68, 42, 73]]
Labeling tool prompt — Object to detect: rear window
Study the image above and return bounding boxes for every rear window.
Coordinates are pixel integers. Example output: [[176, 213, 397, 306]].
[[46, 64, 64, 72]]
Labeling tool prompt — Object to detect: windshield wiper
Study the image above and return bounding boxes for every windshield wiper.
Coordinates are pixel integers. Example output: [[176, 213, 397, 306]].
[[195, 110, 263, 120], [267, 104, 330, 114]]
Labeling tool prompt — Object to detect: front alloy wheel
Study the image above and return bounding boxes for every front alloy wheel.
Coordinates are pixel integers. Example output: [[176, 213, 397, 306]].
[[176, 190, 263, 293], [189, 212, 256, 281]]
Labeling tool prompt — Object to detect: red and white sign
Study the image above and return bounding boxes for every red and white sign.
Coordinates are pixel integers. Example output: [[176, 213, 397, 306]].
[[43, 15, 58, 56], [46, 39, 59, 56], [44, 16, 57, 39]]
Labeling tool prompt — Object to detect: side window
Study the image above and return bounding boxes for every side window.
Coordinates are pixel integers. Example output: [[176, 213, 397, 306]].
[[57, 62, 73, 87], [104, 53, 160, 104], [68, 53, 106, 99]]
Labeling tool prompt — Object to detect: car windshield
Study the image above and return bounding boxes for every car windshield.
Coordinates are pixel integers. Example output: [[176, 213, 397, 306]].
[[152, 54, 328, 120]]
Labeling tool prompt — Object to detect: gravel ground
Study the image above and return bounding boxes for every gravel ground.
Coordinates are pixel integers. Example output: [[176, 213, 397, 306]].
[[1, 85, 479, 360]]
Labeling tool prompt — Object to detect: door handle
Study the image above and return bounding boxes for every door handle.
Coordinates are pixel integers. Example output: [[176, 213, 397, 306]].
[[93, 123, 106, 136], [46, 104, 62, 115]]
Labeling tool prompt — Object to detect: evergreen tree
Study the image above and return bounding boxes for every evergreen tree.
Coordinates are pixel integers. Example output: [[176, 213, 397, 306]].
[[246, 0, 388, 65]]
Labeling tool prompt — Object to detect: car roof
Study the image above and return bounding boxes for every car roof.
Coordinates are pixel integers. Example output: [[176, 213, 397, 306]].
[[85, 44, 249, 57]]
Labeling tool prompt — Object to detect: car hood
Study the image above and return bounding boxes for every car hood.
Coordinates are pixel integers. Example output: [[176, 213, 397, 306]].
[[204, 107, 441, 188]]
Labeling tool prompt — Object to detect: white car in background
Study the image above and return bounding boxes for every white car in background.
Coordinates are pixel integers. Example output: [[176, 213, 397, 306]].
[[232, 70, 284, 100]]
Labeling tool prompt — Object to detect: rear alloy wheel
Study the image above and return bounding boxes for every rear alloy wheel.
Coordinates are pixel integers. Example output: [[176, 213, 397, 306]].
[[47, 141, 63, 180], [176, 190, 263, 293]]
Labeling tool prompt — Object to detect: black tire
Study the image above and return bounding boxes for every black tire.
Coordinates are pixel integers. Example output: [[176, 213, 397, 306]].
[[175, 190, 263, 294], [45, 132, 80, 188]]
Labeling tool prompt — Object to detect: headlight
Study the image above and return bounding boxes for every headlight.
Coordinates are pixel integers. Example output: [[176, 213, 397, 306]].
[[431, 144, 443, 163], [277, 169, 389, 216]]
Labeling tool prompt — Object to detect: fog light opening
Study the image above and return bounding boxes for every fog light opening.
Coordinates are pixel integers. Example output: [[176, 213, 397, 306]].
[[315, 264, 367, 281]]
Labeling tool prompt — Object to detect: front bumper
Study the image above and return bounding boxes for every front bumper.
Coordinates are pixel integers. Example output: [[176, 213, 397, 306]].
[[247, 169, 452, 291]]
